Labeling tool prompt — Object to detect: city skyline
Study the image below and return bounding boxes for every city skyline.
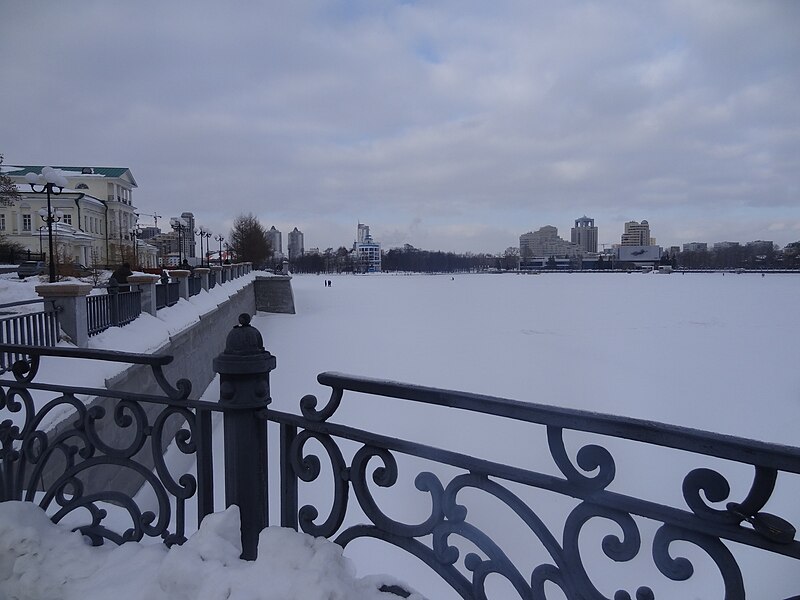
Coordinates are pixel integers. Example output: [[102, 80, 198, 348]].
[[1, 2, 798, 253]]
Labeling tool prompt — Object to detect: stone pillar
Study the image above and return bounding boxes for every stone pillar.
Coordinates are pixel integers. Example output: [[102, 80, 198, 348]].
[[35, 282, 93, 348], [210, 265, 222, 288], [194, 267, 210, 292], [171, 269, 191, 300], [214, 313, 276, 560], [223, 264, 232, 283], [243, 262, 252, 274], [128, 273, 161, 316]]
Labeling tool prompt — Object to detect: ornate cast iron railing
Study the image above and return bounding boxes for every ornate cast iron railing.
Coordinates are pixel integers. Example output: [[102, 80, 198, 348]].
[[270, 373, 800, 599], [2, 328, 799, 598], [0, 343, 218, 546]]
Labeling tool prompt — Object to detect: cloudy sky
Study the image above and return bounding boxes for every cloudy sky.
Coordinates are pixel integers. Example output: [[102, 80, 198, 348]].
[[1, 1, 798, 253]]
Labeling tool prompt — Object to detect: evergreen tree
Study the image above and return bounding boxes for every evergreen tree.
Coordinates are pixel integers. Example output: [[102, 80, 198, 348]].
[[229, 213, 271, 266], [0, 154, 21, 207]]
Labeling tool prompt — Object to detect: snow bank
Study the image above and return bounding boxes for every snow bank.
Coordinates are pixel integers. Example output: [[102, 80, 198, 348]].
[[0, 502, 422, 600]]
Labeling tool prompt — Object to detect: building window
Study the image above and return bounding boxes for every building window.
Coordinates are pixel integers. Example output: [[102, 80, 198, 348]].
[[0, 214, 5, 230], [23, 214, 31, 231], [63, 214, 72, 225]]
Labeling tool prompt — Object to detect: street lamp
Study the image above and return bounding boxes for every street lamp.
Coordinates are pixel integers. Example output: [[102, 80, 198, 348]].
[[26, 167, 67, 282], [170, 217, 188, 265], [201, 228, 213, 266], [196, 227, 212, 267], [215, 234, 224, 266], [38, 225, 47, 256], [131, 227, 143, 267]]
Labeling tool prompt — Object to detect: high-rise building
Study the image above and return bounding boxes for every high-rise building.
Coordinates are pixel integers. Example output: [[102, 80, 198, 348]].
[[354, 223, 381, 272], [139, 226, 160, 240], [288, 227, 304, 261], [181, 212, 196, 258], [571, 216, 598, 253], [267, 226, 282, 256], [621, 220, 651, 246]]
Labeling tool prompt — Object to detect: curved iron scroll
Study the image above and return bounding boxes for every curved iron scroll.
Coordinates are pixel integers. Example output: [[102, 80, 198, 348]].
[[278, 374, 800, 599], [0, 345, 203, 546]]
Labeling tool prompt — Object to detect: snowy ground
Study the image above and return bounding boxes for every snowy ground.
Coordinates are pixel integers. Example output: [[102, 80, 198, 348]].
[[255, 272, 800, 598], [1, 271, 799, 598]]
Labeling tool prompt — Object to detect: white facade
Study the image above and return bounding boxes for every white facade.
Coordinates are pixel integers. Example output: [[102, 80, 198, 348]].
[[1, 165, 139, 266], [621, 220, 652, 246], [353, 223, 381, 272], [520, 226, 583, 259]]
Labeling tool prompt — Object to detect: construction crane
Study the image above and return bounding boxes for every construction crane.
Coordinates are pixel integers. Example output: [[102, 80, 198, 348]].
[[137, 212, 162, 227]]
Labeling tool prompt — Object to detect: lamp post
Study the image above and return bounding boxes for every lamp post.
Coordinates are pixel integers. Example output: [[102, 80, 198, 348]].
[[131, 227, 143, 267], [201, 228, 213, 267], [38, 225, 47, 256], [26, 167, 67, 283], [215, 234, 224, 266], [196, 228, 212, 267], [170, 217, 188, 266], [195, 228, 201, 266]]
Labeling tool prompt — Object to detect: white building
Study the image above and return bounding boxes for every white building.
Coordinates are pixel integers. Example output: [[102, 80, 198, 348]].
[[1, 165, 139, 267], [353, 223, 381, 272], [520, 226, 583, 259], [621, 220, 653, 246]]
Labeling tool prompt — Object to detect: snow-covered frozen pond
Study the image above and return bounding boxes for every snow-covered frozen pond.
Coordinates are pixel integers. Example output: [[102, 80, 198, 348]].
[[2, 270, 798, 598], [254, 272, 800, 599]]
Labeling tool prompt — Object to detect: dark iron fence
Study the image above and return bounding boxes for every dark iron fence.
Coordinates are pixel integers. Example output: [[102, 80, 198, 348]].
[[155, 281, 180, 310], [189, 275, 201, 297], [0, 249, 46, 264], [0, 302, 59, 373], [87, 286, 142, 337], [271, 374, 800, 598], [1, 319, 799, 598]]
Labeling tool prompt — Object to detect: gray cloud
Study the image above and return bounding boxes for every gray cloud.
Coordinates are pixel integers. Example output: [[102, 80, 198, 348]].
[[1, 1, 798, 253]]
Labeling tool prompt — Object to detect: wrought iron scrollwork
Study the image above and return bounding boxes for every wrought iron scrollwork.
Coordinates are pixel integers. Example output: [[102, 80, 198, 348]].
[[280, 373, 800, 599], [290, 429, 349, 537], [1, 345, 205, 547], [299, 386, 343, 422]]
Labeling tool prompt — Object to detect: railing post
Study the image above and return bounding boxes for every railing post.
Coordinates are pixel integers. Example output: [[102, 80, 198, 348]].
[[213, 313, 276, 560], [210, 265, 222, 288], [128, 273, 160, 316], [35, 282, 93, 348], [171, 269, 191, 300], [194, 267, 210, 292], [108, 278, 120, 326]]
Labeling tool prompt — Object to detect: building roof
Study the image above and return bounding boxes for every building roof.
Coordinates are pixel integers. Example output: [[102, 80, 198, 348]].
[[2, 165, 137, 187]]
